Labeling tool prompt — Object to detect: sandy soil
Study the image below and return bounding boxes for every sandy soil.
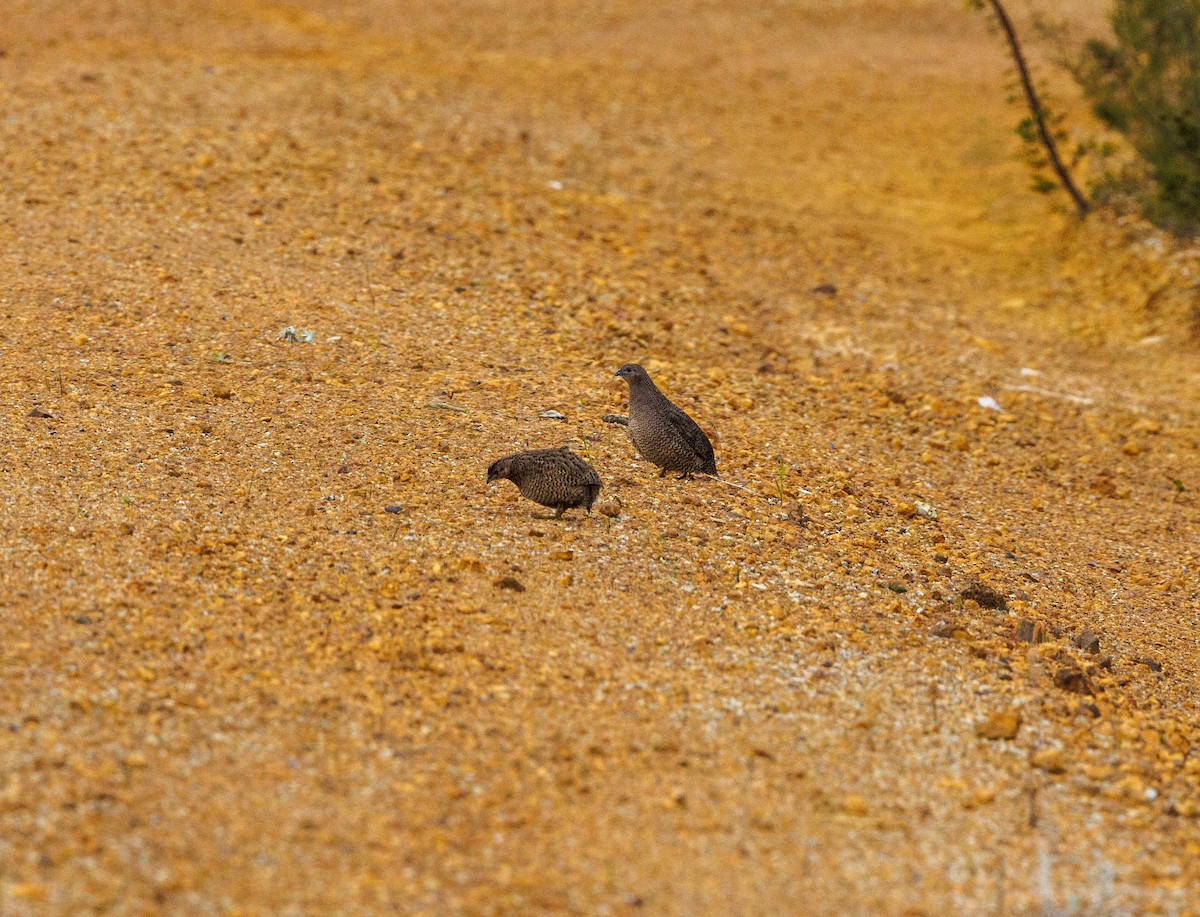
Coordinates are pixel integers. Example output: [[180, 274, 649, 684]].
[[2, 1, 1199, 914]]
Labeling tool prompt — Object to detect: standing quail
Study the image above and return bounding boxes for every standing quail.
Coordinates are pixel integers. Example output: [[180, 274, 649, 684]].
[[487, 446, 602, 518], [614, 364, 717, 478]]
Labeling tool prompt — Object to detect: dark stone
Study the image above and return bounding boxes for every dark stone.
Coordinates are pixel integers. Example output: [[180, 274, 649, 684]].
[[1074, 628, 1101, 654], [959, 579, 1007, 609], [1053, 667, 1096, 696], [1015, 619, 1049, 644]]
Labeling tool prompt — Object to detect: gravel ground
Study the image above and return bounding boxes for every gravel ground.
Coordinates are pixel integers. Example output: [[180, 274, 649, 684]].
[[2, 1, 1199, 914]]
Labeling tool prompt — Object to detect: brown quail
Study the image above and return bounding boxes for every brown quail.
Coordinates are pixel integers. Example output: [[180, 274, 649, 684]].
[[614, 364, 717, 478], [486, 446, 602, 518]]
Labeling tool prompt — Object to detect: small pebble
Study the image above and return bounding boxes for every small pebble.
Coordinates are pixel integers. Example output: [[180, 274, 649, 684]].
[[597, 498, 622, 518], [959, 579, 1007, 610], [1074, 628, 1100, 654], [975, 711, 1021, 741], [1015, 619, 1048, 643], [1053, 667, 1095, 696], [1032, 748, 1066, 773]]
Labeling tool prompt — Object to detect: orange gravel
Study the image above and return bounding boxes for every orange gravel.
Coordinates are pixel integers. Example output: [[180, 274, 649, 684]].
[[2, 1, 1199, 914]]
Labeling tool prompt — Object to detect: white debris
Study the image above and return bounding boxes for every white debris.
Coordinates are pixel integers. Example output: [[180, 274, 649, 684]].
[[977, 396, 1002, 412], [278, 326, 316, 343]]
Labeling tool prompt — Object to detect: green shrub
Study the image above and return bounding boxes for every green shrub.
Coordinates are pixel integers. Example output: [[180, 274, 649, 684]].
[[1073, 0, 1200, 232]]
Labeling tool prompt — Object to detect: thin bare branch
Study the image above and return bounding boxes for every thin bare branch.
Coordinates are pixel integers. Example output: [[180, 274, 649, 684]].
[[985, 0, 1090, 217]]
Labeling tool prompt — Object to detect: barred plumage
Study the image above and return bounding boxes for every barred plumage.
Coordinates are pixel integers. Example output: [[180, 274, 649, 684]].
[[486, 447, 602, 518]]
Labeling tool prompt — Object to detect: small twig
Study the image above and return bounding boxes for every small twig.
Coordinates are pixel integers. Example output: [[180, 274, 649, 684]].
[[1001, 384, 1094, 405], [243, 467, 258, 510], [696, 473, 762, 498], [363, 255, 378, 310], [425, 400, 467, 414], [574, 436, 595, 462], [982, 0, 1090, 217], [995, 856, 1007, 915], [1142, 281, 1172, 312]]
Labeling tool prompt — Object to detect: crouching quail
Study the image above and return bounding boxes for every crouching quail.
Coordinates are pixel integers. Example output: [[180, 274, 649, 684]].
[[487, 447, 602, 518]]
